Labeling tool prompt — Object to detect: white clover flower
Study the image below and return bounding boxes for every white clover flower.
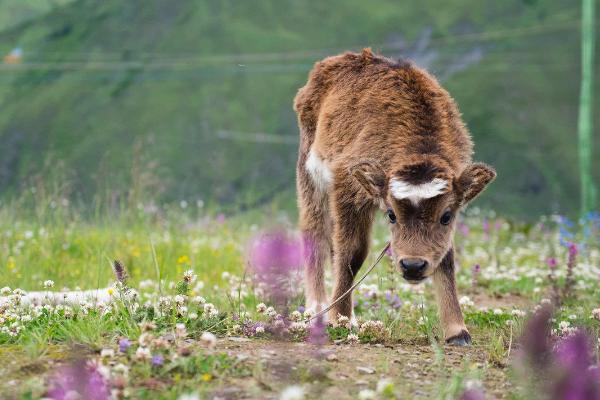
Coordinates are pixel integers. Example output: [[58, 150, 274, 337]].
[[358, 389, 376, 400], [138, 332, 153, 347], [289, 322, 307, 334], [280, 385, 305, 400], [290, 310, 303, 322], [511, 309, 526, 318], [203, 303, 215, 313], [568, 314, 577, 320], [376, 378, 394, 394], [189, 312, 198, 320], [135, 346, 151, 360], [505, 320, 514, 327], [303, 309, 313, 320], [43, 280, 54, 289], [100, 348, 115, 358], [193, 296, 206, 305], [113, 363, 130, 377], [174, 295, 186, 305], [178, 393, 200, 400], [336, 315, 350, 328], [591, 308, 600, 320], [175, 323, 187, 338], [256, 303, 267, 313], [200, 331, 217, 349], [183, 270, 196, 283], [266, 306, 277, 318], [0, 287, 11, 295], [459, 296, 474, 307], [346, 333, 358, 343], [255, 325, 265, 334], [559, 321, 571, 330], [493, 309, 503, 315]]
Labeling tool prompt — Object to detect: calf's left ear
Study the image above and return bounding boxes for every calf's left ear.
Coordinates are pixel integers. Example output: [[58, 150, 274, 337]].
[[456, 163, 496, 205]]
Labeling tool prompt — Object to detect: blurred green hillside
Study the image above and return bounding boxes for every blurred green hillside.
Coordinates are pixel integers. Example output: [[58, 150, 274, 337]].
[[0, 0, 597, 216], [0, 0, 73, 31]]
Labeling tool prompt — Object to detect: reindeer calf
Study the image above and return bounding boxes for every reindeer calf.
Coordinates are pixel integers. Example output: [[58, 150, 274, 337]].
[[294, 49, 495, 345]]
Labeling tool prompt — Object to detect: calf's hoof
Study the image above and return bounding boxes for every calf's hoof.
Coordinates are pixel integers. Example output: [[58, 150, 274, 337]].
[[446, 330, 472, 346]]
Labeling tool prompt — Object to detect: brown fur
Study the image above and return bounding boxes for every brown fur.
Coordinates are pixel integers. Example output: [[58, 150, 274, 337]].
[[294, 49, 495, 343]]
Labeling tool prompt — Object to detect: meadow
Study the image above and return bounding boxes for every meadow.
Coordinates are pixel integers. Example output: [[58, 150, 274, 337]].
[[1, 196, 600, 399]]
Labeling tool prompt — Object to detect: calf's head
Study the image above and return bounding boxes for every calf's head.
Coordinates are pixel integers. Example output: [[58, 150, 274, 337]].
[[350, 158, 496, 283]]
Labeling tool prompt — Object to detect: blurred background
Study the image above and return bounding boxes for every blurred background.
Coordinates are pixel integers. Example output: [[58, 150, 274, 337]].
[[0, 0, 597, 218]]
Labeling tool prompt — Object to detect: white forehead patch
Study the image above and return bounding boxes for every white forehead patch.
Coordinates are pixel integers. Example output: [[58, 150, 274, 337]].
[[305, 148, 332, 192], [389, 177, 448, 205]]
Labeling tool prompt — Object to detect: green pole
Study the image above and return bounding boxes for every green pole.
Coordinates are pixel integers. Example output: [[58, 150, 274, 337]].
[[578, 0, 596, 216]]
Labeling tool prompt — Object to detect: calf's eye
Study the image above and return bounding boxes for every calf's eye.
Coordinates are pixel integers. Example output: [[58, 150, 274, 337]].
[[440, 210, 452, 226], [387, 209, 397, 224]]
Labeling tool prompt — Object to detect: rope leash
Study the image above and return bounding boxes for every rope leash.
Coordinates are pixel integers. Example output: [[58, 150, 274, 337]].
[[308, 242, 390, 322]]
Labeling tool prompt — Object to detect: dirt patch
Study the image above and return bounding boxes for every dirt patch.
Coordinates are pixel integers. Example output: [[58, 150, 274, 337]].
[[468, 291, 532, 310], [214, 338, 511, 399]]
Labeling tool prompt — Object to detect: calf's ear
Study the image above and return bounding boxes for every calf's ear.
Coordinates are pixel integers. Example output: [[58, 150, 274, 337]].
[[456, 163, 496, 205], [349, 160, 387, 199]]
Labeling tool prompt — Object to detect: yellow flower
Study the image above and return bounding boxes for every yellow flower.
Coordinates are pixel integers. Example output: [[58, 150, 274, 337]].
[[7, 257, 15, 271], [130, 247, 141, 258], [201, 373, 212, 382], [107, 287, 115, 296], [177, 255, 190, 265]]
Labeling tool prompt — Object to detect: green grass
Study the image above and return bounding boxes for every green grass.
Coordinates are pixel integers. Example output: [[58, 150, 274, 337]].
[[1, 203, 599, 398]]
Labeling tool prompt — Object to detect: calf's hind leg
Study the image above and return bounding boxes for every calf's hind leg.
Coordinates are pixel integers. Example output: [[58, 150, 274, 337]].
[[297, 158, 332, 315]]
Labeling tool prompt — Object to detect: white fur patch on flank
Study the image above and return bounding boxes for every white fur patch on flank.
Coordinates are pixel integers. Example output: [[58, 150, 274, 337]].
[[389, 177, 448, 205], [305, 149, 332, 192]]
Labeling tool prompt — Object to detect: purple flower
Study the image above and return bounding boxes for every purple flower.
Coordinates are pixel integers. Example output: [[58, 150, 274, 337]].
[[151, 354, 164, 366], [47, 359, 109, 400], [520, 305, 553, 369], [112, 260, 128, 284], [482, 219, 490, 235], [471, 264, 480, 288], [552, 331, 600, 400], [547, 257, 558, 270], [460, 387, 485, 400], [568, 242, 578, 257], [119, 338, 131, 353], [385, 245, 393, 257], [516, 306, 600, 400], [308, 316, 328, 346], [458, 222, 470, 236], [385, 293, 402, 309], [248, 231, 302, 306]]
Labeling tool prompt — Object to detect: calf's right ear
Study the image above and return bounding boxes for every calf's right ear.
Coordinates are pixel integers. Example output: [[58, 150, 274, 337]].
[[348, 160, 387, 199]]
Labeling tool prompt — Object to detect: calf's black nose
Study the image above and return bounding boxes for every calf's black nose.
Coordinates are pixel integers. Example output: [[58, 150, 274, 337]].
[[400, 258, 427, 274]]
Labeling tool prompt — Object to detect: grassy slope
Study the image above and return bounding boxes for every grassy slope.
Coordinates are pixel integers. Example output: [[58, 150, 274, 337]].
[[0, 0, 597, 216]]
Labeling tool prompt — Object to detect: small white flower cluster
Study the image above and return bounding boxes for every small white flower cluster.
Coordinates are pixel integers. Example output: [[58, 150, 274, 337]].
[[553, 320, 577, 336], [459, 296, 474, 308], [359, 320, 386, 340], [591, 308, 600, 320]]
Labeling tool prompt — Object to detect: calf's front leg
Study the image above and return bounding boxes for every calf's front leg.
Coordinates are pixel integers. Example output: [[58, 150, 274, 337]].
[[328, 200, 373, 322], [432, 248, 471, 346]]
